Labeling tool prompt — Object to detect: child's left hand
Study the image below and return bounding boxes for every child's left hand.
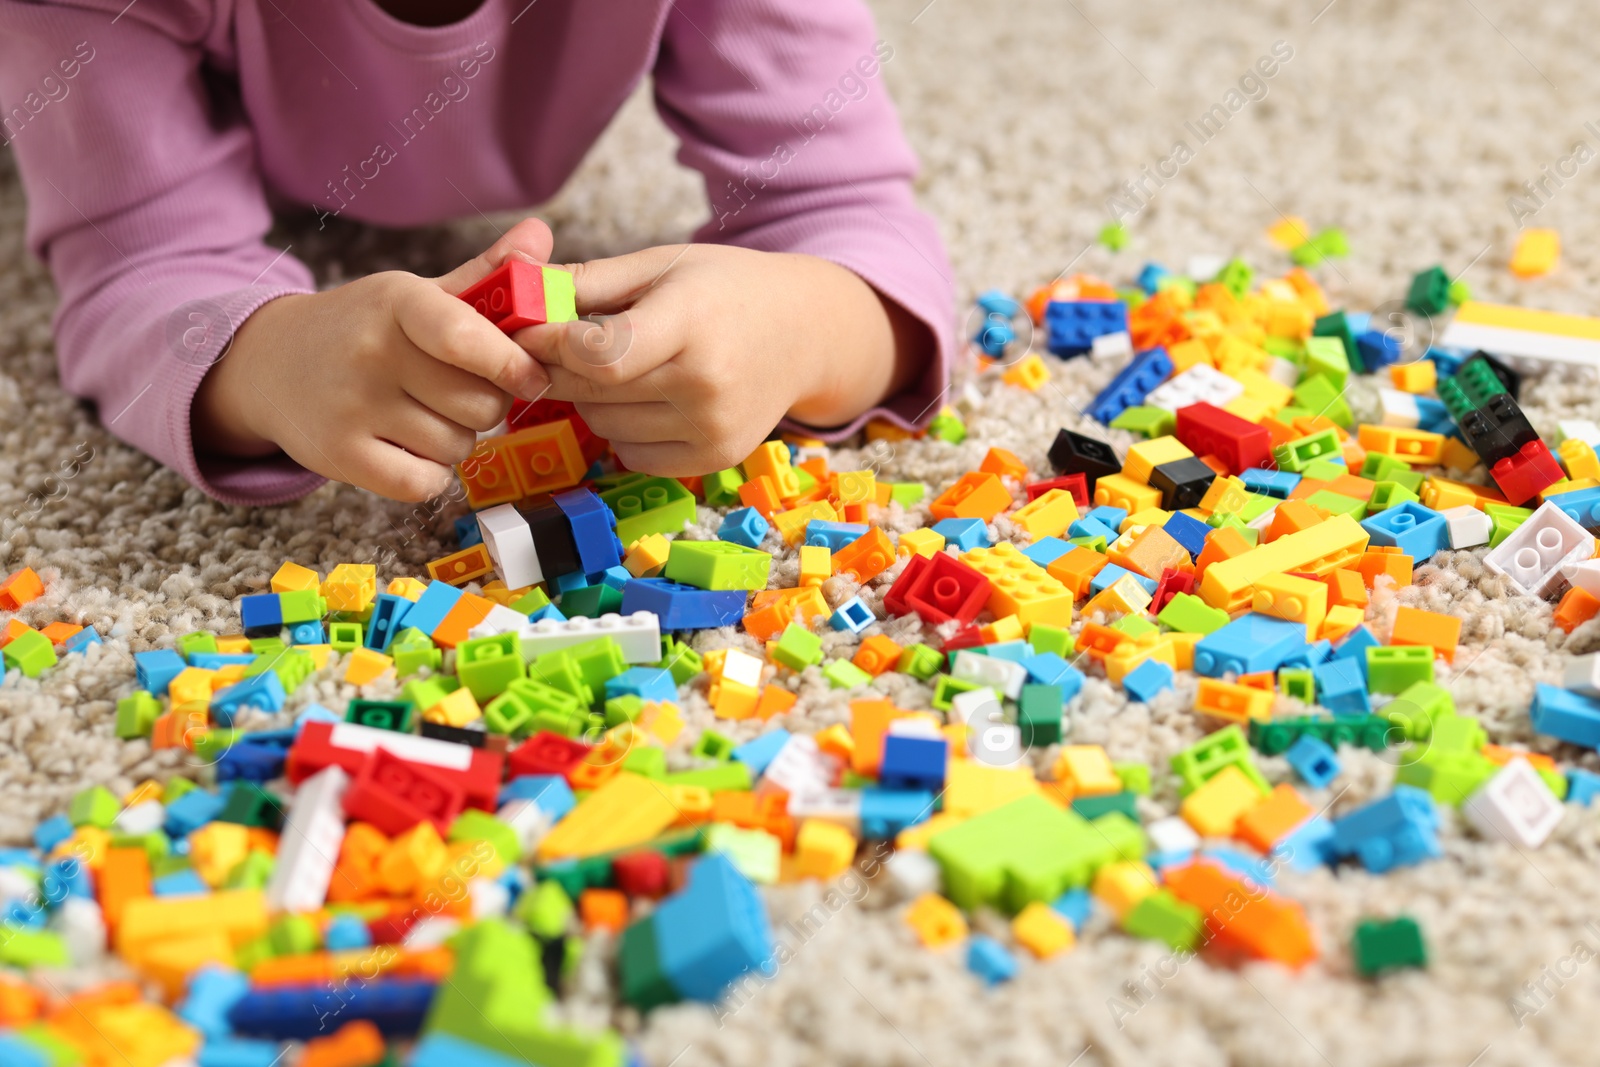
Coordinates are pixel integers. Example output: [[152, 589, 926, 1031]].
[[516, 244, 929, 476]]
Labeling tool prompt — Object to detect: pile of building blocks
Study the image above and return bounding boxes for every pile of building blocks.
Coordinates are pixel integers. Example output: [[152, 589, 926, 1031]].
[[15, 242, 1600, 1062]]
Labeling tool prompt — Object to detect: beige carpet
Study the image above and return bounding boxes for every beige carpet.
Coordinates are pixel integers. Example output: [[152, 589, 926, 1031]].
[[6, 0, 1600, 1064]]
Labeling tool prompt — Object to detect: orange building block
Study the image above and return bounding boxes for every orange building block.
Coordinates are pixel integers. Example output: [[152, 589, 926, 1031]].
[[832, 528, 895, 583], [1389, 605, 1463, 661], [1554, 587, 1600, 634], [1235, 784, 1314, 852], [754, 685, 797, 721], [300, 1020, 387, 1067], [1355, 549, 1413, 589], [430, 593, 494, 649], [1194, 526, 1251, 578], [98, 846, 153, 932], [979, 447, 1029, 481], [1325, 569, 1369, 608], [0, 567, 45, 611], [929, 472, 1013, 522], [0, 978, 43, 1025], [1046, 546, 1109, 599], [738, 475, 783, 518], [0, 619, 32, 648], [852, 635, 904, 676], [1107, 526, 1190, 581], [1164, 861, 1317, 968], [850, 699, 906, 776], [1266, 500, 1324, 543], [425, 543, 495, 586], [579, 888, 630, 933]]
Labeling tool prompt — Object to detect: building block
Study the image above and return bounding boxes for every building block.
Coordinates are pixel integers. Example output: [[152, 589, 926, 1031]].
[[1483, 500, 1592, 598], [1330, 786, 1441, 873], [1352, 916, 1428, 977], [1045, 299, 1128, 356], [1087, 347, 1174, 425], [1463, 758, 1563, 849], [1285, 735, 1341, 788]]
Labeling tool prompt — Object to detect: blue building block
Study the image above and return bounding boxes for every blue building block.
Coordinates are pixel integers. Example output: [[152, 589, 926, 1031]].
[[1123, 659, 1174, 702], [364, 593, 412, 652], [1530, 684, 1600, 747], [527, 602, 567, 624], [982, 641, 1032, 665], [830, 597, 875, 634], [973, 312, 1016, 357], [879, 733, 949, 791], [1279, 639, 1332, 670], [499, 775, 576, 821], [216, 741, 286, 784], [1416, 396, 1453, 435], [1136, 262, 1171, 293], [1087, 505, 1129, 530], [1425, 346, 1465, 378], [1269, 814, 1337, 872], [717, 507, 770, 549], [1567, 767, 1600, 806], [600, 566, 633, 590], [324, 914, 373, 951], [1202, 845, 1275, 887], [227, 978, 438, 1040], [859, 789, 935, 839], [552, 571, 589, 595], [32, 814, 73, 854], [237, 594, 283, 636], [1044, 299, 1129, 357], [1330, 626, 1380, 681], [1285, 735, 1341, 788], [62, 626, 102, 654], [134, 649, 187, 695], [1361, 501, 1449, 561], [398, 581, 464, 638], [1089, 563, 1136, 595], [410, 1034, 528, 1067], [165, 789, 226, 837], [188, 653, 259, 670], [1330, 786, 1441, 874], [0, 1034, 48, 1067], [155, 869, 211, 897], [211, 673, 287, 725], [1050, 887, 1094, 931], [604, 666, 677, 704], [619, 579, 746, 631], [1548, 485, 1600, 530], [1087, 346, 1173, 424], [1240, 467, 1301, 499], [1356, 328, 1402, 370], [1193, 614, 1307, 677], [42, 856, 90, 903], [1162, 511, 1211, 557], [1020, 536, 1074, 568], [652, 853, 775, 1003], [803, 520, 870, 552], [932, 517, 990, 551], [1146, 848, 1196, 871], [198, 1038, 287, 1067], [1312, 657, 1371, 714], [1020, 653, 1085, 701], [180, 966, 252, 1040], [555, 488, 625, 573], [287, 621, 324, 646], [731, 729, 791, 777], [296, 703, 342, 728], [3, 899, 45, 928], [1069, 516, 1120, 544], [454, 514, 483, 548], [966, 935, 1018, 985], [977, 289, 1022, 318]]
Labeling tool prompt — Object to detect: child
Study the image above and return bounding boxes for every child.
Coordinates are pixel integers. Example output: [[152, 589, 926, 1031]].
[[1, 0, 953, 505]]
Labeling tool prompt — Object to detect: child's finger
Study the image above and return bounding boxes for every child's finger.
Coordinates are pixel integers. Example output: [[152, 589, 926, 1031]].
[[609, 440, 727, 480], [398, 349, 514, 432], [383, 398, 480, 467], [515, 303, 680, 387], [569, 401, 686, 444], [431, 217, 554, 295], [538, 364, 665, 406], [556, 245, 694, 315], [345, 437, 457, 503], [393, 280, 550, 400]]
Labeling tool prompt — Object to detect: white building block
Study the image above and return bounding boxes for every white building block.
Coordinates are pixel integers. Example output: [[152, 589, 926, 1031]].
[[470, 878, 511, 920], [1464, 759, 1564, 849], [1565, 653, 1600, 696], [887, 716, 944, 739], [762, 734, 840, 798], [403, 915, 462, 950], [952, 650, 1027, 700], [718, 648, 764, 690], [1091, 331, 1134, 362], [968, 721, 1023, 767], [113, 799, 166, 837], [1146, 364, 1244, 413], [950, 686, 1003, 727], [0, 868, 35, 906], [467, 603, 534, 640], [1378, 387, 1421, 429], [883, 849, 943, 898], [53, 896, 106, 964], [265, 765, 349, 913], [477, 503, 543, 588], [787, 787, 862, 832], [1265, 356, 1300, 389], [1188, 254, 1226, 281], [1440, 505, 1492, 549], [1483, 501, 1592, 598], [1558, 419, 1600, 448], [328, 721, 474, 770], [498, 798, 553, 854], [1146, 815, 1201, 856], [1562, 558, 1600, 597], [514, 611, 661, 664]]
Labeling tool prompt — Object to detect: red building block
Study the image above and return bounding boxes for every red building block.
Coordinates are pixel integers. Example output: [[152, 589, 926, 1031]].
[[1489, 439, 1564, 506], [507, 731, 592, 780], [457, 259, 554, 333], [342, 747, 466, 837], [1174, 402, 1273, 476], [884, 552, 992, 626], [611, 851, 671, 898], [1025, 474, 1089, 509]]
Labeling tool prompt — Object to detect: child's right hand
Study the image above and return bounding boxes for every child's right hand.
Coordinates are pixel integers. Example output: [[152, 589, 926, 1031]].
[[193, 219, 556, 501]]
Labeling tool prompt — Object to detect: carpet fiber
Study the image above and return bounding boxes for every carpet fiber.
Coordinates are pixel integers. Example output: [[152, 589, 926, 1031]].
[[5, 1, 1600, 1064]]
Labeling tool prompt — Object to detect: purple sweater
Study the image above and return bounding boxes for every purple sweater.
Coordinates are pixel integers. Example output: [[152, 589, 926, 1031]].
[[0, 0, 953, 505]]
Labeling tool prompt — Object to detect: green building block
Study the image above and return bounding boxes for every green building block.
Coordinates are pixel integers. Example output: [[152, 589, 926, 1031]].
[[16, 1023, 84, 1067], [1114, 762, 1151, 795], [1071, 792, 1138, 821], [656, 638, 703, 685], [931, 674, 988, 709], [269, 913, 321, 956], [822, 659, 872, 690], [346, 698, 412, 733], [1171, 725, 1269, 796], [1123, 890, 1205, 951], [69, 786, 120, 829], [393, 639, 442, 678], [1352, 916, 1428, 976], [277, 589, 326, 624], [1365, 645, 1433, 694], [1447, 279, 1471, 305], [485, 677, 587, 738], [116, 691, 160, 739], [1382, 680, 1455, 742], [560, 583, 624, 619], [1395, 748, 1498, 805], [403, 677, 456, 714], [619, 914, 676, 1011], [0, 927, 68, 968], [793, 468, 818, 496], [600, 475, 697, 546], [771, 623, 823, 671], [926, 410, 967, 444], [889, 483, 926, 507], [247, 635, 285, 657], [1366, 482, 1420, 512], [663, 763, 753, 792], [510, 587, 553, 616], [1158, 593, 1229, 635], [1291, 374, 1353, 428], [1274, 428, 1342, 474], [176, 630, 219, 660], [1406, 267, 1451, 316], [1110, 406, 1176, 439], [457, 632, 527, 701], [1018, 684, 1064, 747], [897, 643, 943, 680], [1215, 256, 1252, 297], [1304, 490, 1366, 520], [1098, 220, 1129, 251], [1312, 310, 1360, 372], [926, 795, 1145, 913], [424, 920, 625, 1067], [1110, 614, 1159, 638], [162, 778, 197, 805], [604, 694, 645, 728], [1428, 711, 1487, 753], [518, 878, 575, 938], [225, 850, 275, 890], [1067, 534, 1109, 552], [327, 621, 364, 653], [1027, 625, 1074, 658], [450, 809, 522, 864], [621, 745, 666, 779], [113, 831, 170, 865], [702, 468, 746, 508], [217, 782, 284, 829], [1279, 668, 1315, 702], [3, 630, 56, 677], [692, 730, 736, 762], [706, 823, 781, 884], [1300, 459, 1348, 482], [1302, 335, 1350, 388]]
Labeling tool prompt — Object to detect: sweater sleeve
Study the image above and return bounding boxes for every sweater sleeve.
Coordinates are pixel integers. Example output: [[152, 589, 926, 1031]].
[[0, 0, 324, 505], [651, 0, 956, 439]]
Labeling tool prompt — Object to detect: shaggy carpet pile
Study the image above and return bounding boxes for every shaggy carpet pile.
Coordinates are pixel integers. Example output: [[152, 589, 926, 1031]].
[[5, 1, 1600, 1064]]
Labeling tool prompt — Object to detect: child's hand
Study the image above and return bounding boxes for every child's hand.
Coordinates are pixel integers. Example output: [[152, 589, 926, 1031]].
[[193, 220, 556, 501], [517, 245, 929, 475]]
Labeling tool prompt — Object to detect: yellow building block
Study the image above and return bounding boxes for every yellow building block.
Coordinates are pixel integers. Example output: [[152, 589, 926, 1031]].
[[386, 576, 428, 601], [794, 820, 858, 880], [831, 469, 878, 505], [624, 533, 671, 578], [1510, 227, 1560, 278], [1010, 488, 1079, 539], [377, 821, 448, 896], [1198, 514, 1369, 612], [772, 501, 839, 546], [299, 644, 332, 670], [215, 635, 252, 655], [905, 893, 968, 949], [1180, 765, 1265, 837], [124, 779, 164, 807], [1251, 573, 1328, 634], [1319, 603, 1367, 643], [168, 666, 217, 706], [815, 723, 855, 764], [117, 890, 268, 961], [322, 564, 377, 613], [343, 647, 394, 686], [1267, 215, 1312, 249], [1419, 477, 1480, 511], [798, 544, 832, 585], [1052, 745, 1122, 799], [943, 761, 1040, 818], [1121, 507, 1172, 533], [1213, 335, 1268, 375], [980, 615, 1025, 645], [1013, 901, 1076, 959], [1105, 633, 1180, 685], [1199, 475, 1248, 515], [1166, 338, 1214, 373], [1561, 438, 1600, 481], [270, 561, 321, 594], [56, 999, 202, 1067], [1123, 437, 1194, 486], [189, 822, 250, 887], [1194, 678, 1275, 724], [895, 811, 969, 852], [1108, 525, 1190, 580], [1001, 352, 1051, 391], [960, 542, 1075, 627], [1389, 361, 1437, 394], [1083, 573, 1153, 618], [422, 687, 481, 728], [537, 773, 683, 861], [1221, 394, 1272, 424], [1092, 861, 1158, 919], [897, 528, 945, 558], [1093, 473, 1163, 514]]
